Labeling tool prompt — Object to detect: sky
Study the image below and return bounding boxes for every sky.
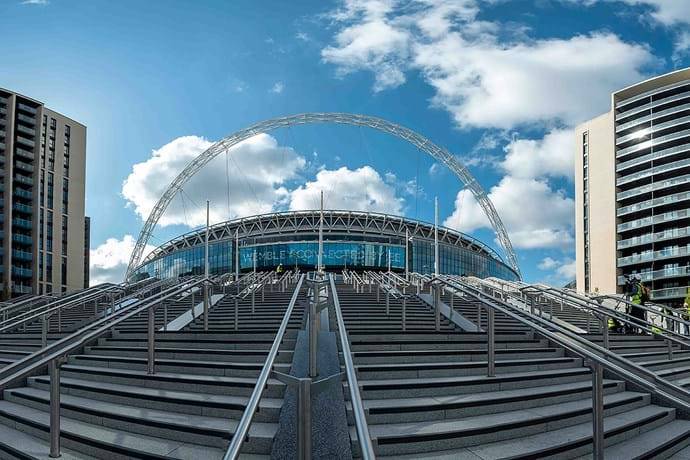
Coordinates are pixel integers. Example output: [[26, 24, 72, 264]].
[[1, 0, 689, 285]]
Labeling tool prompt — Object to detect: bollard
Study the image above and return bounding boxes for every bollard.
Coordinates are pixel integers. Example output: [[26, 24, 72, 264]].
[[49, 359, 61, 458], [147, 307, 156, 375]]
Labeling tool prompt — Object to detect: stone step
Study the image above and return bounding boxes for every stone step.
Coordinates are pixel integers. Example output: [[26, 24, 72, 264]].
[[365, 391, 651, 456]]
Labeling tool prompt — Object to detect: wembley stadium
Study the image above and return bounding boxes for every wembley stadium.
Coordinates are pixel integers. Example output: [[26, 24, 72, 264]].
[[127, 210, 519, 282]]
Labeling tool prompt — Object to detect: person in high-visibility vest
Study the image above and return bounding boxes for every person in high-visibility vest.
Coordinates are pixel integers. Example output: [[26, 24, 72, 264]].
[[276, 264, 284, 274], [683, 288, 690, 336], [628, 278, 649, 334]]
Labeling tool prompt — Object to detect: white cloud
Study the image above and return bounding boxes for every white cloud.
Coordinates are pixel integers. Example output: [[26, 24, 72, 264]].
[[444, 177, 574, 249], [538, 257, 560, 270], [322, 1, 657, 129], [21, 0, 48, 4], [296, 31, 311, 42], [270, 82, 285, 93], [501, 129, 574, 180], [289, 165, 403, 214], [122, 134, 306, 227], [90, 235, 156, 285], [616, 0, 690, 26], [537, 256, 576, 284], [322, 0, 411, 91]]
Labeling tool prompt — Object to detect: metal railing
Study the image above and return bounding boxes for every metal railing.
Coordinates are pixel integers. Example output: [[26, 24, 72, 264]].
[[330, 274, 376, 459], [435, 276, 690, 459], [0, 276, 211, 457], [224, 274, 305, 459]]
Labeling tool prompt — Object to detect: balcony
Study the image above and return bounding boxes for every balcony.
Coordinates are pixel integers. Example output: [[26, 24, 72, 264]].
[[16, 113, 35, 126], [617, 157, 690, 186], [651, 286, 689, 301], [12, 202, 32, 214], [14, 161, 33, 174], [11, 218, 32, 230], [619, 245, 690, 267], [616, 128, 690, 159], [11, 284, 32, 294], [13, 174, 33, 186], [617, 173, 690, 201], [11, 266, 32, 278], [616, 114, 690, 147], [616, 101, 690, 134], [14, 148, 34, 160], [617, 190, 690, 217], [12, 234, 31, 245], [12, 250, 32, 262], [16, 103, 37, 115], [618, 209, 690, 232], [13, 188, 32, 200], [15, 136, 35, 149], [15, 124, 34, 137]]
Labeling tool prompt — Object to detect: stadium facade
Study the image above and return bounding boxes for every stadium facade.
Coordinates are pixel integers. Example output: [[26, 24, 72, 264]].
[[128, 210, 519, 282]]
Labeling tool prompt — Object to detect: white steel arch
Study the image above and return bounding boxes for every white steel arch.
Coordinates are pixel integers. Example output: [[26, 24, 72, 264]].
[[126, 113, 521, 278]]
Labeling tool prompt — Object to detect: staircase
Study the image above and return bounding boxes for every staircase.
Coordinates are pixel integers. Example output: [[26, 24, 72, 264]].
[[336, 281, 690, 459], [0, 280, 306, 459]]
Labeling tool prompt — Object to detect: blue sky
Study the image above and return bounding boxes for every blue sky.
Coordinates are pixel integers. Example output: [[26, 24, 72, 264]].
[[1, 0, 689, 284]]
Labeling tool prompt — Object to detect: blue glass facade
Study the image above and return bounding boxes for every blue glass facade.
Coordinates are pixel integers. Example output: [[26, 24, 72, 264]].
[[130, 238, 517, 282]]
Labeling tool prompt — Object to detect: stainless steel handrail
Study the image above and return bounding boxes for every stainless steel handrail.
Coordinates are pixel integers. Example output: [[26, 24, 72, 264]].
[[223, 274, 305, 460], [0, 277, 208, 388], [519, 283, 690, 347], [0, 284, 124, 333], [330, 274, 376, 459], [438, 277, 690, 406]]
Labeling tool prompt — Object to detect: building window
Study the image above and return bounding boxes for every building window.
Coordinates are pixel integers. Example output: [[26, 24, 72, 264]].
[[61, 215, 68, 256], [47, 210, 53, 252], [61, 257, 67, 287], [47, 172, 54, 209], [62, 178, 68, 214]]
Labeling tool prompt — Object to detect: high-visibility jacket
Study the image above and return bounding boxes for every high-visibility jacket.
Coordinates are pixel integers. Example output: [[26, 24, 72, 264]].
[[607, 317, 617, 330]]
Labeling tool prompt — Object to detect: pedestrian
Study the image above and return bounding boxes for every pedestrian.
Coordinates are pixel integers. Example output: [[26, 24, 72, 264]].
[[629, 277, 649, 334]]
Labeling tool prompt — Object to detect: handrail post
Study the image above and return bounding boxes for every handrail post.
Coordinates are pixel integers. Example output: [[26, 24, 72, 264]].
[[376, 283, 380, 303], [234, 297, 239, 331], [434, 284, 440, 332], [41, 315, 48, 348], [668, 339, 674, 361], [163, 302, 168, 332], [487, 306, 495, 377], [252, 289, 255, 315], [203, 282, 209, 331], [603, 316, 609, 350], [402, 289, 407, 332], [385, 291, 390, 316], [147, 306, 156, 374], [57, 307, 62, 333], [49, 358, 62, 458], [591, 362, 604, 459]]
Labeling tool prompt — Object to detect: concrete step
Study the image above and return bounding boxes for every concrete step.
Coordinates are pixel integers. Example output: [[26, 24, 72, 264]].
[[0, 421, 96, 460], [355, 357, 583, 379], [366, 391, 651, 456], [59, 364, 285, 397], [27, 375, 282, 421], [67, 354, 291, 378], [358, 367, 592, 398], [84, 345, 292, 363], [359, 379, 625, 424], [351, 347, 563, 364], [0, 400, 230, 459]]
